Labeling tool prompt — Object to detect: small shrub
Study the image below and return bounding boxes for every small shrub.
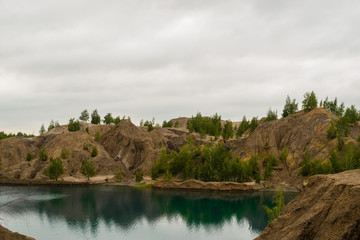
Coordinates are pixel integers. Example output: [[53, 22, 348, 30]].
[[26, 152, 33, 161], [115, 172, 123, 182], [95, 131, 100, 142], [83, 141, 89, 150], [85, 127, 89, 134], [147, 124, 153, 132], [135, 171, 144, 182], [39, 146, 48, 161], [91, 146, 98, 157], [357, 134, 360, 143], [68, 118, 80, 132], [61, 147, 69, 159]]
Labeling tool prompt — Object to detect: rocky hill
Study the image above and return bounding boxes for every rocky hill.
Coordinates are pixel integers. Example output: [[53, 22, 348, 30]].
[[0, 108, 359, 185], [256, 169, 360, 240]]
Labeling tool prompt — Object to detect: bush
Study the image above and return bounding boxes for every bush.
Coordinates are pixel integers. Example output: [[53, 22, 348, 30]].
[[39, 146, 48, 161], [95, 131, 100, 141], [162, 120, 173, 128], [222, 120, 234, 140], [265, 108, 278, 122], [279, 147, 288, 163], [91, 146, 98, 157], [46, 157, 64, 181], [135, 171, 144, 182], [85, 127, 89, 134], [187, 112, 222, 138], [79, 109, 89, 122], [302, 91, 318, 112], [115, 172, 123, 182], [282, 95, 298, 118], [61, 147, 68, 159], [103, 113, 114, 125], [91, 109, 101, 124], [83, 141, 89, 150], [263, 188, 285, 223], [80, 159, 96, 180], [68, 118, 80, 132], [114, 116, 121, 125], [26, 152, 33, 161]]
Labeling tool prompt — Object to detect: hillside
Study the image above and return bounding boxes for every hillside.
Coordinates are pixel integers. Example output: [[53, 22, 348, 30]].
[[0, 108, 359, 186]]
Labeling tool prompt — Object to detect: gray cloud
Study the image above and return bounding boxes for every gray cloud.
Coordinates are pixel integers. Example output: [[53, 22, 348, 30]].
[[1, 0, 360, 133]]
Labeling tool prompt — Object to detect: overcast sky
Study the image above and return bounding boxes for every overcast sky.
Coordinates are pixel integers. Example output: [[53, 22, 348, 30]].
[[1, 0, 360, 134]]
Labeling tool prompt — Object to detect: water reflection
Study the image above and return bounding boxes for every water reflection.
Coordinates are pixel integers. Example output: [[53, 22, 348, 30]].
[[0, 186, 297, 239]]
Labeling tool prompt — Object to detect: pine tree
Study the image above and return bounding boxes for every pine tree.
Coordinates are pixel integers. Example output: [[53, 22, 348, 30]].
[[80, 109, 90, 122]]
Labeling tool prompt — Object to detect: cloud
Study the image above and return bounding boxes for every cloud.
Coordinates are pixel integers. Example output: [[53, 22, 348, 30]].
[[1, 0, 360, 133]]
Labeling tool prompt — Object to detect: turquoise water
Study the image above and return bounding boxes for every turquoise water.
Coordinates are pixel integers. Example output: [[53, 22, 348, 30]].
[[0, 185, 297, 240]]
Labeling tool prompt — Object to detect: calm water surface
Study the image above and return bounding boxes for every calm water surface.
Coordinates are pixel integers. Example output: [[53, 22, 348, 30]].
[[0, 185, 297, 240]]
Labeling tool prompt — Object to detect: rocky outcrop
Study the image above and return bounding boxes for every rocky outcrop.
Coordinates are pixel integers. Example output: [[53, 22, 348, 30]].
[[152, 179, 263, 192], [256, 169, 360, 240], [0, 225, 34, 240]]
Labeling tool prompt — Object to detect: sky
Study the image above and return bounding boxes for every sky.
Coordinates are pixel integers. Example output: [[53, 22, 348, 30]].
[[1, 0, 360, 134]]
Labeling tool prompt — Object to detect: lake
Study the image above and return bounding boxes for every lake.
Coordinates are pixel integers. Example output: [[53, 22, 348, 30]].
[[0, 185, 298, 240]]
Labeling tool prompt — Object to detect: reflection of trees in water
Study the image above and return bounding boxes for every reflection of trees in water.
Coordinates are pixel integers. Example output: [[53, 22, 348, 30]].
[[0, 186, 297, 235]]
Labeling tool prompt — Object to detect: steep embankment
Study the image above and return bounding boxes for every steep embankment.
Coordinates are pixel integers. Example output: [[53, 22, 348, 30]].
[[256, 169, 360, 240], [0, 225, 34, 240]]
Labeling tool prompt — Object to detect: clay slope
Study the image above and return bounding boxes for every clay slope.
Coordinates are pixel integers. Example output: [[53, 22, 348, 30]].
[[0, 225, 34, 240], [0, 120, 201, 181], [256, 169, 360, 240]]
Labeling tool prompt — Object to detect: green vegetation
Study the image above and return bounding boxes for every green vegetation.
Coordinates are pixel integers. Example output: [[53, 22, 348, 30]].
[[48, 119, 60, 131], [115, 172, 123, 182], [263, 152, 278, 179], [263, 188, 285, 223], [114, 116, 121, 125], [162, 120, 173, 128], [91, 109, 101, 124], [187, 113, 222, 138], [151, 142, 262, 183], [0, 131, 35, 140], [222, 120, 234, 140], [321, 97, 345, 116], [282, 95, 298, 118], [91, 146, 98, 157], [265, 108, 278, 122], [83, 140, 89, 150], [135, 171, 144, 182], [46, 157, 64, 181], [236, 116, 250, 137], [302, 91, 318, 112], [61, 147, 68, 159], [79, 109, 90, 122], [26, 152, 33, 161], [39, 146, 48, 161], [103, 113, 114, 125], [80, 159, 96, 180], [39, 124, 46, 135], [249, 117, 259, 132], [68, 118, 80, 132]]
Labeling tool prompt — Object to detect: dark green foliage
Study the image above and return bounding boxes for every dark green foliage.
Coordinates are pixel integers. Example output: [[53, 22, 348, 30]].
[[79, 109, 90, 122], [103, 113, 114, 125], [337, 135, 344, 150], [39, 146, 48, 161], [48, 120, 55, 131], [329, 152, 341, 173], [91, 109, 101, 124], [147, 124, 154, 132], [222, 120, 234, 140], [249, 117, 259, 132], [322, 97, 344, 116], [263, 188, 285, 223], [162, 120, 173, 128], [61, 147, 68, 159], [282, 95, 298, 118], [143, 120, 154, 132], [80, 159, 96, 180], [236, 116, 250, 137], [95, 131, 100, 141], [302, 91, 318, 112], [187, 113, 222, 138], [231, 157, 250, 183], [39, 124, 46, 135], [344, 105, 359, 124], [114, 116, 121, 125], [357, 134, 360, 143], [85, 127, 89, 134], [151, 149, 171, 180], [115, 172, 123, 182], [265, 108, 278, 122], [135, 171, 144, 182], [26, 152, 33, 161], [46, 157, 64, 181], [310, 159, 327, 175], [68, 118, 80, 132], [91, 146, 98, 157], [300, 151, 311, 176], [0, 131, 35, 140], [343, 145, 360, 170], [263, 153, 278, 179], [249, 155, 261, 183], [327, 117, 350, 140]]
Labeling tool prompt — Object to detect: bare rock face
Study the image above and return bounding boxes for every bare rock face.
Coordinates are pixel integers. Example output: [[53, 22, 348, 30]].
[[256, 169, 360, 240]]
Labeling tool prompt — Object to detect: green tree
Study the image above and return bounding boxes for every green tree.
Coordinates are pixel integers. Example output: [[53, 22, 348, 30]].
[[263, 188, 285, 223], [135, 171, 144, 182], [39, 124, 46, 135], [282, 95, 298, 118], [103, 113, 114, 125], [322, 97, 345, 116], [61, 147, 68, 159], [329, 152, 341, 173], [249, 117, 258, 132], [222, 120, 234, 140], [91, 146, 98, 157], [48, 120, 55, 131], [236, 116, 250, 137], [302, 91, 318, 112], [300, 151, 311, 176], [162, 120, 173, 128], [265, 108, 278, 122], [80, 159, 96, 180], [344, 105, 359, 124], [39, 146, 48, 161], [249, 155, 261, 183], [114, 116, 121, 125], [68, 118, 80, 132], [47, 157, 64, 181], [91, 109, 101, 124], [80, 109, 90, 122]]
